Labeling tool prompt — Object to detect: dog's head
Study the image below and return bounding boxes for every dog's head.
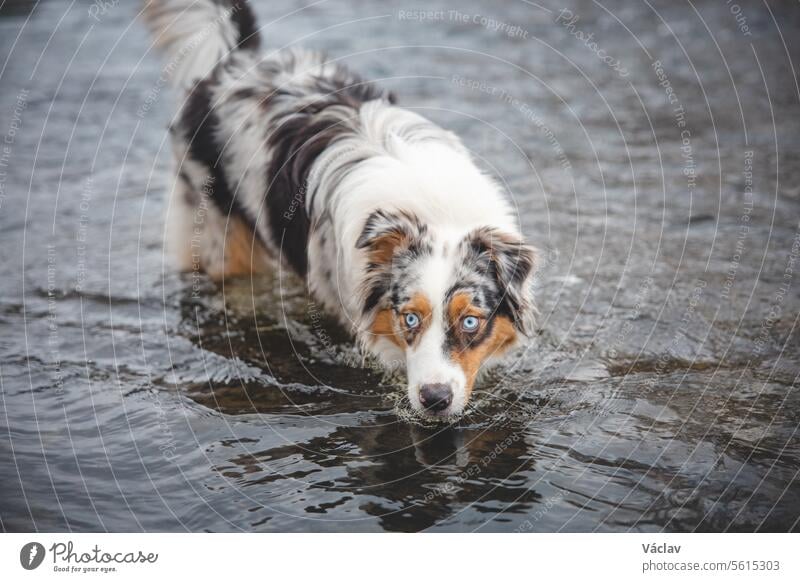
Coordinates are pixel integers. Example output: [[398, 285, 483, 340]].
[[356, 209, 537, 417]]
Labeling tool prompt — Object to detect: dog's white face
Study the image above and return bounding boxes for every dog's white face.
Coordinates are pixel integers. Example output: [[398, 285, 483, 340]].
[[357, 210, 537, 417]]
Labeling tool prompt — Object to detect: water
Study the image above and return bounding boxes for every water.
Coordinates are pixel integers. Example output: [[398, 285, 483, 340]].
[[1, 0, 799, 532]]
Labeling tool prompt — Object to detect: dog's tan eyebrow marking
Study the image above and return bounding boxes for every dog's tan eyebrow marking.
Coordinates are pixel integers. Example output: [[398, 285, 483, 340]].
[[447, 292, 486, 322], [369, 292, 432, 348], [401, 292, 433, 319]]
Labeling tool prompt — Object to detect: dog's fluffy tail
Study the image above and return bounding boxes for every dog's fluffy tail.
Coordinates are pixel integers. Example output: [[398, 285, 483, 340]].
[[142, 0, 260, 88]]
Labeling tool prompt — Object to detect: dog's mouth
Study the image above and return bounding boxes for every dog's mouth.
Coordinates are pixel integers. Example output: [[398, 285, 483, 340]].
[[419, 406, 459, 419]]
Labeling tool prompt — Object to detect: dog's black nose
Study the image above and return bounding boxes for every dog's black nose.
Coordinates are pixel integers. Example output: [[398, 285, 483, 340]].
[[419, 384, 453, 413]]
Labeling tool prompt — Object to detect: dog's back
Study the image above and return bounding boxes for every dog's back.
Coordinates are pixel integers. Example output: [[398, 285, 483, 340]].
[[143, 0, 393, 279]]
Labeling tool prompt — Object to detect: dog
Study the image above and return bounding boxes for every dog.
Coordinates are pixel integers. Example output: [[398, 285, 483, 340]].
[[142, 0, 538, 417]]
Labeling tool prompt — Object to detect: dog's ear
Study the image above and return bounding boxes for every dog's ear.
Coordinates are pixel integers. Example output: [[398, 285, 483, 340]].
[[356, 209, 424, 265], [356, 210, 425, 318], [468, 227, 538, 336]]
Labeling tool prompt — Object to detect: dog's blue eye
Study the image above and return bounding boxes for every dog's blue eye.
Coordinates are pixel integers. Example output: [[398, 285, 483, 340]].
[[462, 316, 480, 331], [404, 313, 420, 328]]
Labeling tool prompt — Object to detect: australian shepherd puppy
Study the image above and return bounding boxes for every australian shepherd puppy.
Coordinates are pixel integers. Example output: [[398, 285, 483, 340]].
[[143, 0, 538, 417]]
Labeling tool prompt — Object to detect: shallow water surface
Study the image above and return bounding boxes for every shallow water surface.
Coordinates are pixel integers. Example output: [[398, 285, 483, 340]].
[[1, 0, 799, 532]]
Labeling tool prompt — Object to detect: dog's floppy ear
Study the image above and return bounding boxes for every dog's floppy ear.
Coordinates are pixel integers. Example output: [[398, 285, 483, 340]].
[[356, 209, 426, 317], [468, 227, 538, 336], [356, 209, 424, 265]]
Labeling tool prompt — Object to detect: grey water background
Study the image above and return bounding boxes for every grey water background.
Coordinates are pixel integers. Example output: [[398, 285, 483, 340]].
[[1, 0, 799, 532]]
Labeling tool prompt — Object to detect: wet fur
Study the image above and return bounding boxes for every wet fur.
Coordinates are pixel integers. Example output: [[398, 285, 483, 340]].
[[143, 0, 538, 414]]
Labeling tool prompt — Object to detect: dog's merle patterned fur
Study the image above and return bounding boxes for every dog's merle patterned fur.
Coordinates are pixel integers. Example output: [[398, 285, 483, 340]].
[[144, 0, 538, 415]]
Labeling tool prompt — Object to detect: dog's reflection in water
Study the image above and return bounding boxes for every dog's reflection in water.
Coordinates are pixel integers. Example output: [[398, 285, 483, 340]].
[[212, 413, 540, 531]]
